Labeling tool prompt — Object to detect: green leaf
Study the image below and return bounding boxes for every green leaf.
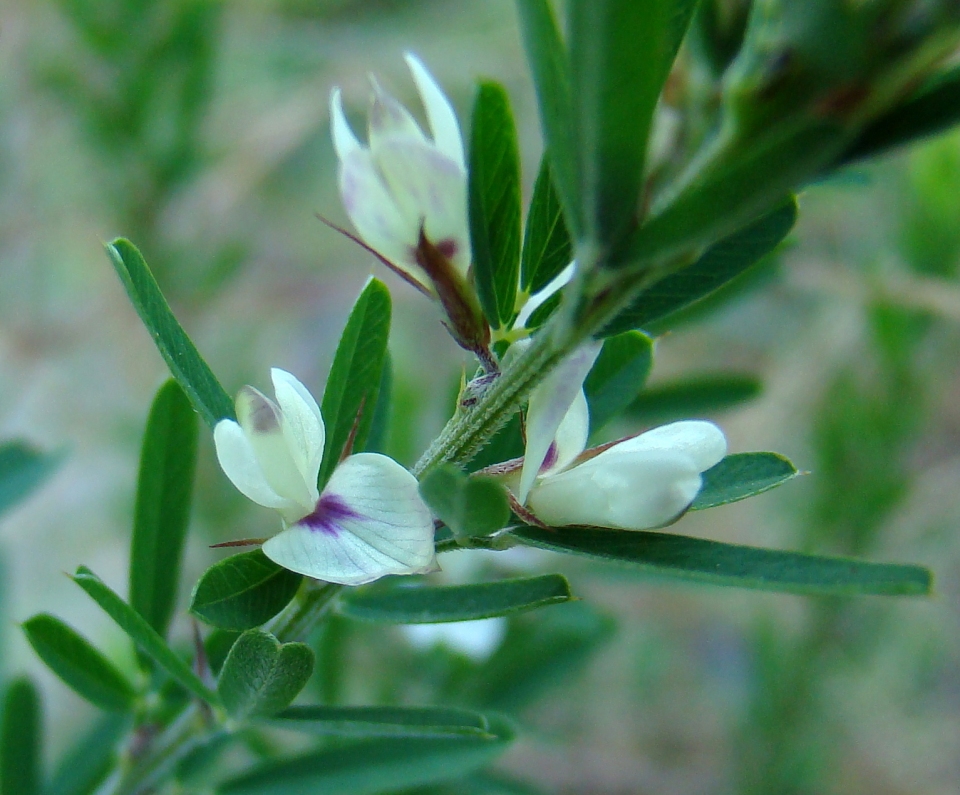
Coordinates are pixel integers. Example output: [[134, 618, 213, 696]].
[[22, 614, 137, 712], [217, 716, 515, 795], [339, 575, 573, 624], [106, 239, 234, 428], [217, 630, 314, 720], [318, 279, 391, 489], [44, 714, 127, 795], [510, 526, 932, 596], [364, 353, 392, 454], [418, 465, 510, 540], [457, 602, 613, 710], [71, 566, 217, 704], [603, 197, 798, 335], [469, 82, 522, 329], [515, 0, 580, 237], [569, 0, 687, 247], [626, 374, 762, 424], [1, 678, 42, 795], [0, 442, 62, 518], [583, 331, 654, 433], [129, 381, 198, 642], [520, 158, 572, 294], [267, 705, 492, 738], [841, 65, 960, 164], [691, 453, 799, 511], [190, 550, 302, 632]]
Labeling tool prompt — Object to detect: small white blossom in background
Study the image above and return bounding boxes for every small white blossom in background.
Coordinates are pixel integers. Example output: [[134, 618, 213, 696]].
[[331, 53, 469, 286], [213, 368, 436, 586], [513, 346, 727, 530], [402, 618, 507, 662]]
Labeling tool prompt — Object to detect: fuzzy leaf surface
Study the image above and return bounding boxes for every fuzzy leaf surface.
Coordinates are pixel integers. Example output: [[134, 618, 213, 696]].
[[419, 465, 510, 539], [691, 452, 798, 510], [190, 550, 302, 632]]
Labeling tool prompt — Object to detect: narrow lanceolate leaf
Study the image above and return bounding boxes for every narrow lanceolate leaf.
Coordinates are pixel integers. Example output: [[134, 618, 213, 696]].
[[520, 158, 572, 294], [1, 678, 42, 795], [691, 453, 798, 511], [569, 0, 683, 248], [72, 567, 217, 704], [217, 716, 515, 795], [106, 239, 234, 427], [22, 614, 137, 712], [510, 526, 933, 596], [583, 331, 654, 434], [364, 353, 392, 454], [626, 374, 762, 424], [44, 714, 127, 795], [190, 550, 303, 632], [603, 197, 798, 336], [515, 0, 580, 237], [469, 82, 522, 329], [0, 442, 62, 518], [130, 381, 198, 642], [318, 279, 391, 489], [841, 65, 960, 164], [217, 630, 314, 720], [418, 465, 511, 539], [268, 705, 491, 738], [339, 575, 573, 624]]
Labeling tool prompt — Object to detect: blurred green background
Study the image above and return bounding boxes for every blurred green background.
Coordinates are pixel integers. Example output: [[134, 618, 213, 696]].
[[3, 1, 960, 792]]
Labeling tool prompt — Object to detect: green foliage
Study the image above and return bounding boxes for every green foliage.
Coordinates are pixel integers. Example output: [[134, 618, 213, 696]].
[[339, 575, 573, 624], [515, 0, 579, 236], [44, 715, 126, 795], [583, 330, 654, 433], [469, 83, 522, 329], [569, 0, 690, 248], [603, 198, 798, 335], [691, 453, 799, 510], [0, 443, 62, 518], [190, 550, 303, 632], [106, 239, 234, 427], [626, 373, 762, 424], [0, 677, 43, 795], [72, 566, 217, 704], [21, 614, 137, 712], [511, 525, 932, 596], [217, 630, 314, 720], [418, 465, 510, 540], [520, 158, 572, 295], [1, 678, 42, 795], [217, 716, 515, 795], [267, 705, 493, 738], [457, 602, 614, 710], [130, 381, 198, 641], [318, 279, 391, 488]]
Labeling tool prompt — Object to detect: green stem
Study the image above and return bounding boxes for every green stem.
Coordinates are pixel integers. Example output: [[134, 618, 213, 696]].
[[270, 581, 343, 642]]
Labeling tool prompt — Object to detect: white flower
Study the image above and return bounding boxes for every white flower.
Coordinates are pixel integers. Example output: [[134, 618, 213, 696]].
[[331, 53, 469, 284], [514, 347, 727, 530], [213, 368, 436, 586], [401, 619, 506, 662]]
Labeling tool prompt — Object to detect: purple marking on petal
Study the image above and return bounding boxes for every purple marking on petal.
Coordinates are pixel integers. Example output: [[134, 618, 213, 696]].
[[436, 239, 457, 260], [539, 442, 558, 474], [298, 493, 363, 537]]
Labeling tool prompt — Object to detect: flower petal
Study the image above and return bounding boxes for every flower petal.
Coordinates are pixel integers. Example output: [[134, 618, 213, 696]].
[[368, 79, 427, 149], [541, 388, 589, 477], [527, 447, 702, 530], [236, 386, 317, 513], [616, 420, 727, 473], [404, 52, 465, 170], [518, 341, 602, 502], [339, 147, 419, 269], [330, 88, 363, 162], [213, 419, 302, 518], [514, 261, 575, 330], [271, 368, 325, 492], [373, 138, 470, 273], [262, 453, 436, 586]]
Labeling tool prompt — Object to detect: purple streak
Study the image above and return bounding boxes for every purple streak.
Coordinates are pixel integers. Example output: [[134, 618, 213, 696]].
[[298, 493, 362, 537], [539, 442, 558, 474]]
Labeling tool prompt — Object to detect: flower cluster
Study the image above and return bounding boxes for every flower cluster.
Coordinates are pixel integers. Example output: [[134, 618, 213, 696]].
[[212, 55, 731, 587]]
